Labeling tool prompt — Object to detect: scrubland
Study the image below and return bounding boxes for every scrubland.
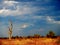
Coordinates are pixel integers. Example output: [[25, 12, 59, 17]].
[[0, 38, 60, 45]]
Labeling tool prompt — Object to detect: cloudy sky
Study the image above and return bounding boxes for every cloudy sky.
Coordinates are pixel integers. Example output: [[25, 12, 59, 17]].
[[0, 0, 60, 37]]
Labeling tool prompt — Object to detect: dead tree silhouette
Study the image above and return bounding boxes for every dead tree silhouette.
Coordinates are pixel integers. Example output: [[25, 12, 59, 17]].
[[8, 20, 13, 40]]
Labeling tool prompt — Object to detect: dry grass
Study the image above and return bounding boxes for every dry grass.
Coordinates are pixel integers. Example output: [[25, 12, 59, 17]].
[[0, 38, 60, 45]]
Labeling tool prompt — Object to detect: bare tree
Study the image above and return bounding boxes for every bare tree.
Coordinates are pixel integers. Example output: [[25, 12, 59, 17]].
[[8, 20, 13, 40]]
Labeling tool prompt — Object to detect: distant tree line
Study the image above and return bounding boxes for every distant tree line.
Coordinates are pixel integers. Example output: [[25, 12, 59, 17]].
[[11, 30, 57, 39], [0, 30, 57, 39]]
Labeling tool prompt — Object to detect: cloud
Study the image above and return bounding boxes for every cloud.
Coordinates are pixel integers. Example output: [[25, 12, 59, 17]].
[[30, 16, 60, 24], [21, 24, 29, 29], [13, 22, 34, 30], [3, 1, 19, 5], [0, 6, 38, 16], [33, 16, 43, 19], [12, 23, 34, 36], [0, 21, 34, 37], [0, 0, 60, 36], [46, 16, 60, 24], [46, 16, 54, 22], [0, 0, 54, 17], [0, 0, 42, 17]]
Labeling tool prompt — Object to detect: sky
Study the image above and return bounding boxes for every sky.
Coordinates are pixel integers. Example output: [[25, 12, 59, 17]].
[[0, 0, 60, 37]]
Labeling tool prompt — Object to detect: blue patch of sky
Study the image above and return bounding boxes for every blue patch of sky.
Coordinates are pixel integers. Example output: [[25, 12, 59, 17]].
[[0, 0, 60, 36]]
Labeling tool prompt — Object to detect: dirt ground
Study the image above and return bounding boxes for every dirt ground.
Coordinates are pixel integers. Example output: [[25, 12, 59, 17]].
[[0, 38, 60, 45]]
